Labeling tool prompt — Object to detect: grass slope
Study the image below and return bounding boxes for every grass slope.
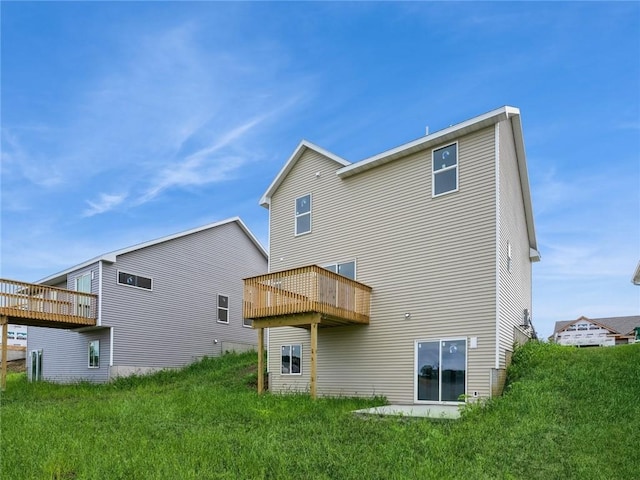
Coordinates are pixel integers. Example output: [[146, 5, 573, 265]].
[[1, 342, 638, 479]]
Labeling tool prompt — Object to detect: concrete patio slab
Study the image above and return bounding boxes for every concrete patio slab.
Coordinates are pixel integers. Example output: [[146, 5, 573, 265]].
[[354, 404, 461, 419]]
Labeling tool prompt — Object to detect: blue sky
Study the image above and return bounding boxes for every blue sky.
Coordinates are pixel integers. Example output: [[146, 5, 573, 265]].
[[1, 2, 638, 338]]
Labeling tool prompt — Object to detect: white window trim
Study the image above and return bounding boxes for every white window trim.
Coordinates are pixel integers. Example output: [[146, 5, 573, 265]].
[[242, 317, 253, 328], [414, 337, 468, 405], [217, 294, 230, 324], [117, 270, 153, 291], [88, 340, 100, 369], [432, 142, 459, 198], [294, 193, 312, 236], [281, 344, 303, 375]]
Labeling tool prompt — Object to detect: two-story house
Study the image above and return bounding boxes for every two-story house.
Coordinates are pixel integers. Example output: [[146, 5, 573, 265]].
[[23, 217, 267, 383], [243, 106, 539, 405]]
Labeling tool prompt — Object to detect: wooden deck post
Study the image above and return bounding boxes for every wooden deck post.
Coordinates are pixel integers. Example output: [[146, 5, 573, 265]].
[[1, 316, 8, 391], [310, 322, 318, 399], [257, 327, 264, 394]]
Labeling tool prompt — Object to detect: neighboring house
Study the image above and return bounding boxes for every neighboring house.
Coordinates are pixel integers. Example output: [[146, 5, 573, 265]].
[[633, 261, 640, 285], [551, 315, 640, 347], [27, 217, 267, 383], [243, 106, 540, 404]]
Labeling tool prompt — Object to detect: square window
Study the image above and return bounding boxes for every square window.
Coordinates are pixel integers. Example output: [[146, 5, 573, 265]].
[[281, 344, 302, 375], [295, 194, 311, 235], [432, 143, 458, 196], [217, 294, 229, 323], [88, 340, 100, 368]]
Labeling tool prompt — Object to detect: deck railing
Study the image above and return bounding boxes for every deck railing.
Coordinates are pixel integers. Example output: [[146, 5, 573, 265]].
[[243, 265, 371, 324], [0, 278, 98, 326]]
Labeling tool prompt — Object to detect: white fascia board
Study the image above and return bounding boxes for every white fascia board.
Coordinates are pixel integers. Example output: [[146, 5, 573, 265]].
[[37, 217, 267, 285], [259, 140, 351, 208], [632, 261, 640, 285], [337, 106, 518, 179], [508, 111, 538, 253]]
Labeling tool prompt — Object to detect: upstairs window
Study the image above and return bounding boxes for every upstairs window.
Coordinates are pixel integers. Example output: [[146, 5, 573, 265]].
[[432, 143, 458, 196], [118, 271, 152, 290], [217, 295, 229, 323], [295, 194, 311, 235]]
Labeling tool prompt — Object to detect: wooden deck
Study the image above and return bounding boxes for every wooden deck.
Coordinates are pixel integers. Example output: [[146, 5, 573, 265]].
[[0, 278, 98, 329], [243, 265, 372, 399], [243, 265, 372, 329]]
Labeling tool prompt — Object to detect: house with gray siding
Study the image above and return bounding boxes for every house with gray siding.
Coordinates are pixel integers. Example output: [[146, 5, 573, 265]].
[[27, 217, 267, 383], [243, 106, 539, 404]]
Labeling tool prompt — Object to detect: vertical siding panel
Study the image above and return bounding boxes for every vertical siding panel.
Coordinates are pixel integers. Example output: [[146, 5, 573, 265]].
[[268, 127, 499, 403]]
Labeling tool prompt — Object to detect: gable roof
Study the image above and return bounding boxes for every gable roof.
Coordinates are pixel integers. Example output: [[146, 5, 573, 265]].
[[259, 140, 351, 207], [38, 217, 267, 286], [553, 315, 640, 336], [259, 106, 537, 253]]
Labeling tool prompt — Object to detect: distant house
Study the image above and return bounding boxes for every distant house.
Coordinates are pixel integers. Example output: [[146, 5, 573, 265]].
[[551, 315, 640, 347], [26, 217, 267, 383], [633, 261, 640, 285], [243, 106, 540, 404]]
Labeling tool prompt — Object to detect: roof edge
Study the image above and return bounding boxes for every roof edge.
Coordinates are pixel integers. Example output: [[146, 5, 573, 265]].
[[259, 140, 351, 208], [38, 217, 267, 285]]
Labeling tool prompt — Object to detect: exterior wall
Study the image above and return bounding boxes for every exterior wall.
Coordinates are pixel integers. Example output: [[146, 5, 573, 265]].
[[268, 126, 498, 403], [497, 119, 533, 372], [101, 220, 267, 374], [27, 326, 111, 383]]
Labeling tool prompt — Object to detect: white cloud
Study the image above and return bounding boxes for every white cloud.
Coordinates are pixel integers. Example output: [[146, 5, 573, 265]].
[[83, 193, 128, 217]]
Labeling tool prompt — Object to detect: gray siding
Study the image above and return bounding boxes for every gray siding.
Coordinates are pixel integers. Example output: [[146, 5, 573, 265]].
[[497, 119, 533, 369], [268, 127, 498, 403], [27, 326, 111, 383], [101, 220, 267, 372]]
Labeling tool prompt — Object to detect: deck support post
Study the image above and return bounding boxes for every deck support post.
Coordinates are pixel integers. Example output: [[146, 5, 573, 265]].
[[310, 321, 318, 399], [257, 327, 264, 394], [1, 316, 8, 391]]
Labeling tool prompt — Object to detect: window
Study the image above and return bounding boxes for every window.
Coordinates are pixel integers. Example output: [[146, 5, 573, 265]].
[[432, 143, 458, 196], [217, 294, 229, 323], [88, 340, 100, 368], [507, 242, 513, 273], [117, 271, 152, 290], [243, 317, 252, 328], [281, 344, 302, 375], [295, 194, 311, 235], [323, 260, 356, 280]]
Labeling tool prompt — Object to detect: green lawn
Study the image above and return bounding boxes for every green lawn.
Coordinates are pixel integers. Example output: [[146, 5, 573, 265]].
[[1, 342, 639, 479]]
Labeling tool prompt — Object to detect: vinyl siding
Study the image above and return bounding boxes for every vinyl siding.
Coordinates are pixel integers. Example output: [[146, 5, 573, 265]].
[[497, 119, 533, 369], [27, 326, 111, 383], [101, 221, 267, 371], [268, 127, 498, 403]]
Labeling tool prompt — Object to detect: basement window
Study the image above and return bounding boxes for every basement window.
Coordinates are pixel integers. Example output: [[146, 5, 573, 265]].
[[281, 344, 302, 375], [217, 295, 229, 324], [88, 340, 100, 368]]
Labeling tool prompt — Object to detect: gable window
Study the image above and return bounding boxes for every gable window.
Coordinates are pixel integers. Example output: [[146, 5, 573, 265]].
[[323, 260, 356, 280], [88, 340, 100, 368], [281, 344, 302, 374], [217, 294, 229, 323], [118, 271, 152, 290], [432, 143, 458, 196], [295, 194, 311, 235]]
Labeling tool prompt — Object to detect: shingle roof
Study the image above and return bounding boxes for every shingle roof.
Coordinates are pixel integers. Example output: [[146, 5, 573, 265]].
[[553, 315, 640, 336]]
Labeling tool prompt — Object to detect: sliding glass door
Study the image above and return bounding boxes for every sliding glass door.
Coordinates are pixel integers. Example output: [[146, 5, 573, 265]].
[[416, 339, 466, 403]]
